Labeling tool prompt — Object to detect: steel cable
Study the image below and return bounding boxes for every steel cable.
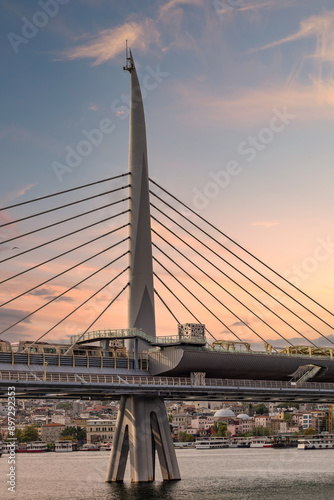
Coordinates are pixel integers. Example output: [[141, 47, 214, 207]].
[[149, 180, 334, 322], [0, 251, 129, 336], [1, 237, 129, 307], [0, 173, 130, 211], [0, 223, 129, 285], [24, 267, 129, 351], [0, 210, 130, 264]]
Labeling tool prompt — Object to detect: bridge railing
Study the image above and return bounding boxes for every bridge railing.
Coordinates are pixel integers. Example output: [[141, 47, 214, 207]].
[[1, 370, 334, 391], [0, 351, 149, 371], [69, 328, 206, 346]]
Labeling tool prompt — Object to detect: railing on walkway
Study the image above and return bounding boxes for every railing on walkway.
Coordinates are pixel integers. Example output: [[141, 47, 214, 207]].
[[69, 329, 334, 359], [70, 328, 206, 346], [1, 370, 334, 391], [0, 351, 149, 370]]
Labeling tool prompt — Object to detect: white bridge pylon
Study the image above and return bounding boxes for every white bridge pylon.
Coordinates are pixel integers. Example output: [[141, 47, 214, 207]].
[[106, 49, 180, 483], [106, 395, 180, 482]]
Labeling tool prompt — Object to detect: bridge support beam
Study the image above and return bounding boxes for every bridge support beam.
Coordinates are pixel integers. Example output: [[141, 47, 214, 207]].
[[105, 395, 181, 483]]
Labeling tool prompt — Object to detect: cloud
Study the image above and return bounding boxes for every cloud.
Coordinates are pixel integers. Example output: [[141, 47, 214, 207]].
[[88, 104, 99, 111], [30, 288, 54, 297], [252, 221, 280, 228], [9, 183, 36, 200], [45, 296, 74, 303], [62, 1, 210, 66], [249, 11, 334, 67], [30, 288, 74, 303], [173, 79, 334, 126], [62, 20, 160, 66], [159, 0, 205, 17], [232, 321, 250, 327], [316, 334, 334, 347], [251, 333, 334, 350], [212, 0, 300, 24], [0, 308, 32, 327], [239, 0, 300, 13], [0, 212, 13, 224]]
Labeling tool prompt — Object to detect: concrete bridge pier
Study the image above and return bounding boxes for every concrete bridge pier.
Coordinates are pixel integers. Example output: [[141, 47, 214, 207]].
[[105, 394, 181, 482]]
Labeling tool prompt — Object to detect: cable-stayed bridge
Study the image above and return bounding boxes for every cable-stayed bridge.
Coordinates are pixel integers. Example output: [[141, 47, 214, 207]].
[[1, 50, 334, 482]]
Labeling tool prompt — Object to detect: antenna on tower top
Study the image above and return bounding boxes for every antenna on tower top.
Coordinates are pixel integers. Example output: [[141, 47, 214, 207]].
[[123, 40, 134, 72]]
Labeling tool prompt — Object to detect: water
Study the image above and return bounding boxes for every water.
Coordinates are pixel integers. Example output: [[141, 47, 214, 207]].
[[1, 448, 334, 499]]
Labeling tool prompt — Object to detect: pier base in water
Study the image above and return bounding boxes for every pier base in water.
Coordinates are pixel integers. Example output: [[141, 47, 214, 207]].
[[105, 395, 181, 483]]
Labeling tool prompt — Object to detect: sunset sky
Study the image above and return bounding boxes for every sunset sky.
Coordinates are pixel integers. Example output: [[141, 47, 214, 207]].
[[1, 0, 334, 347]]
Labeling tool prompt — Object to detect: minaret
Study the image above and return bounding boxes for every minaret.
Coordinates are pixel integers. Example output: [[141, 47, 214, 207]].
[[124, 48, 156, 343]]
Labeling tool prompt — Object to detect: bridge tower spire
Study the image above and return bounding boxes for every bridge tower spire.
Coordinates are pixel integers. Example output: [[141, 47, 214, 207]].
[[106, 48, 180, 483], [125, 48, 156, 341]]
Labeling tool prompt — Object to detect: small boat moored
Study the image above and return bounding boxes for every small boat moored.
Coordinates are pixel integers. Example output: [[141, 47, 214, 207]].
[[80, 444, 100, 451], [250, 437, 273, 448], [55, 441, 77, 452]]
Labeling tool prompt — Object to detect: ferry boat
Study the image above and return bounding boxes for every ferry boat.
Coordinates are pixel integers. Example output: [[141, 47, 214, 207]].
[[2, 442, 17, 453], [17, 442, 48, 453], [55, 441, 76, 452], [174, 442, 195, 449], [272, 436, 298, 448], [80, 443, 100, 451], [229, 437, 251, 448], [250, 437, 273, 448], [99, 443, 112, 451], [298, 434, 334, 450], [195, 437, 230, 449]]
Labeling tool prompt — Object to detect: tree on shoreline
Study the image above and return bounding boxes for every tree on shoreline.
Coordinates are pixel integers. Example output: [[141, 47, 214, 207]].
[[212, 421, 227, 437], [61, 426, 86, 442]]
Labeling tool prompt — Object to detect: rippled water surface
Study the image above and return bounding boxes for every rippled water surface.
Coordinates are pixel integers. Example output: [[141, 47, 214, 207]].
[[1, 448, 334, 499]]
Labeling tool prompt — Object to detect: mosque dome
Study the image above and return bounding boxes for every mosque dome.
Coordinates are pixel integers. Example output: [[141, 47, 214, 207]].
[[237, 413, 251, 420], [214, 408, 235, 418]]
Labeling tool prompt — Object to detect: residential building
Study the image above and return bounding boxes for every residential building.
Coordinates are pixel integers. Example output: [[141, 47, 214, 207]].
[[41, 423, 65, 443], [86, 419, 116, 444]]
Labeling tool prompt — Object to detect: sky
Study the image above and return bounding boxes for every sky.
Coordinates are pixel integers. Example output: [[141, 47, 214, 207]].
[[1, 0, 334, 347]]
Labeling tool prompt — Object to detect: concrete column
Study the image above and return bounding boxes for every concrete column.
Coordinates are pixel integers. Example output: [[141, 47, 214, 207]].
[[100, 339, 109, 357], [106, 395, 181, 483], [134, 338, 139, 371], [124, 51, 156, 352]]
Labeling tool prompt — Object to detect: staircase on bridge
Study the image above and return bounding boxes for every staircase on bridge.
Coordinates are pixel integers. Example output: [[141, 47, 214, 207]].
[[290, 364, 323, 386]]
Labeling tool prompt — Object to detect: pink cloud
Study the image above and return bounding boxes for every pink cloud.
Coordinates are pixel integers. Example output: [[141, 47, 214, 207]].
[[249, 11, 334, 63], [239, 0, 299, 12], [62, 20, 160, 66], [172, 80, 334, 126]]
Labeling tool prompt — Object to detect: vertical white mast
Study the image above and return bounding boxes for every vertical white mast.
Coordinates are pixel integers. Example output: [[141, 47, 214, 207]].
[[124, 48, 156, 342]]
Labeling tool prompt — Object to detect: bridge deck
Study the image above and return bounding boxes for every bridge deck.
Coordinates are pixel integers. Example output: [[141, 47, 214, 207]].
[[1, 370, 334, 402]]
